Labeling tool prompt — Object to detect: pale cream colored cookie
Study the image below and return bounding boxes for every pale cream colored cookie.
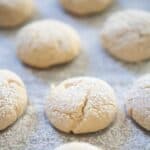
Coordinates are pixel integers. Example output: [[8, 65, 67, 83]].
[[55, 142, 101, 150], [0, 0, 34, 28], [17, 20, 81, 69], [126, 74, 150, 130], [0, 70, 27, 130], [45, 77, 117, 134], [101, 10, 150, 62], [60, 0, 113, 16]]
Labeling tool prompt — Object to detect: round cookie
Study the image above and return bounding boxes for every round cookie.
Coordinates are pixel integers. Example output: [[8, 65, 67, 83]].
[[17, 20, 81, 69], [126, 74, 150, 130], [45, 77, 117, 134], [101, 10, 150, 62], [0, 0, 34, 28], [60, 0, 113, 16], [55, 142, 101, 150], [0, 70, 27, 130]]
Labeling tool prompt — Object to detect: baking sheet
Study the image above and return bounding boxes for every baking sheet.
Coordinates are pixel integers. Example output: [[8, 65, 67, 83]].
[[0, 0, 150, 150]]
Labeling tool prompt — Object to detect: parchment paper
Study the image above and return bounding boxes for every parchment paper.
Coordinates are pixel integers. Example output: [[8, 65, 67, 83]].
[[0, 0, 150, 150]]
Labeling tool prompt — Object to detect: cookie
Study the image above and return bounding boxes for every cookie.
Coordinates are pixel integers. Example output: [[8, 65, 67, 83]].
[[126, 74, 150, 130], [101, 10, 150, 62], [60, 0, 113, 16], [17, 20, 81, 68], [0, 70, 27, 130], [0, 0, 34, 27], [55, 142, 101, 150], [45, 77, 117, 134]]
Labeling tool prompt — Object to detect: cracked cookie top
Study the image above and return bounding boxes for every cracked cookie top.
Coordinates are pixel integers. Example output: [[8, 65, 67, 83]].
[[0, 70, 27, 130], [45, 77, 117, 134]]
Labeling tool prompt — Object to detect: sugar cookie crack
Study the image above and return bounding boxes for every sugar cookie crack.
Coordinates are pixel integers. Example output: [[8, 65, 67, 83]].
[[52, 88, 90, 133], [72, 89, 90, 133]]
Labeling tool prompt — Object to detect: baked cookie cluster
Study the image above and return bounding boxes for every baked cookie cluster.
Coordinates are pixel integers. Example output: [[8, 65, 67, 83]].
[[0, 0, 149, 150]]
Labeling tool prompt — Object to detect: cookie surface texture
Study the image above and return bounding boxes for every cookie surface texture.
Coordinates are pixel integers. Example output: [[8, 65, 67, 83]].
[[45, 77, 117, 134]]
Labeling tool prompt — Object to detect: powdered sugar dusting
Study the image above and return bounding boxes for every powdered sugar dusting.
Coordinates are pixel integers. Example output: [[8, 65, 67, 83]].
[[0, 0, 150, 149], [0, 104, 37, 150]]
